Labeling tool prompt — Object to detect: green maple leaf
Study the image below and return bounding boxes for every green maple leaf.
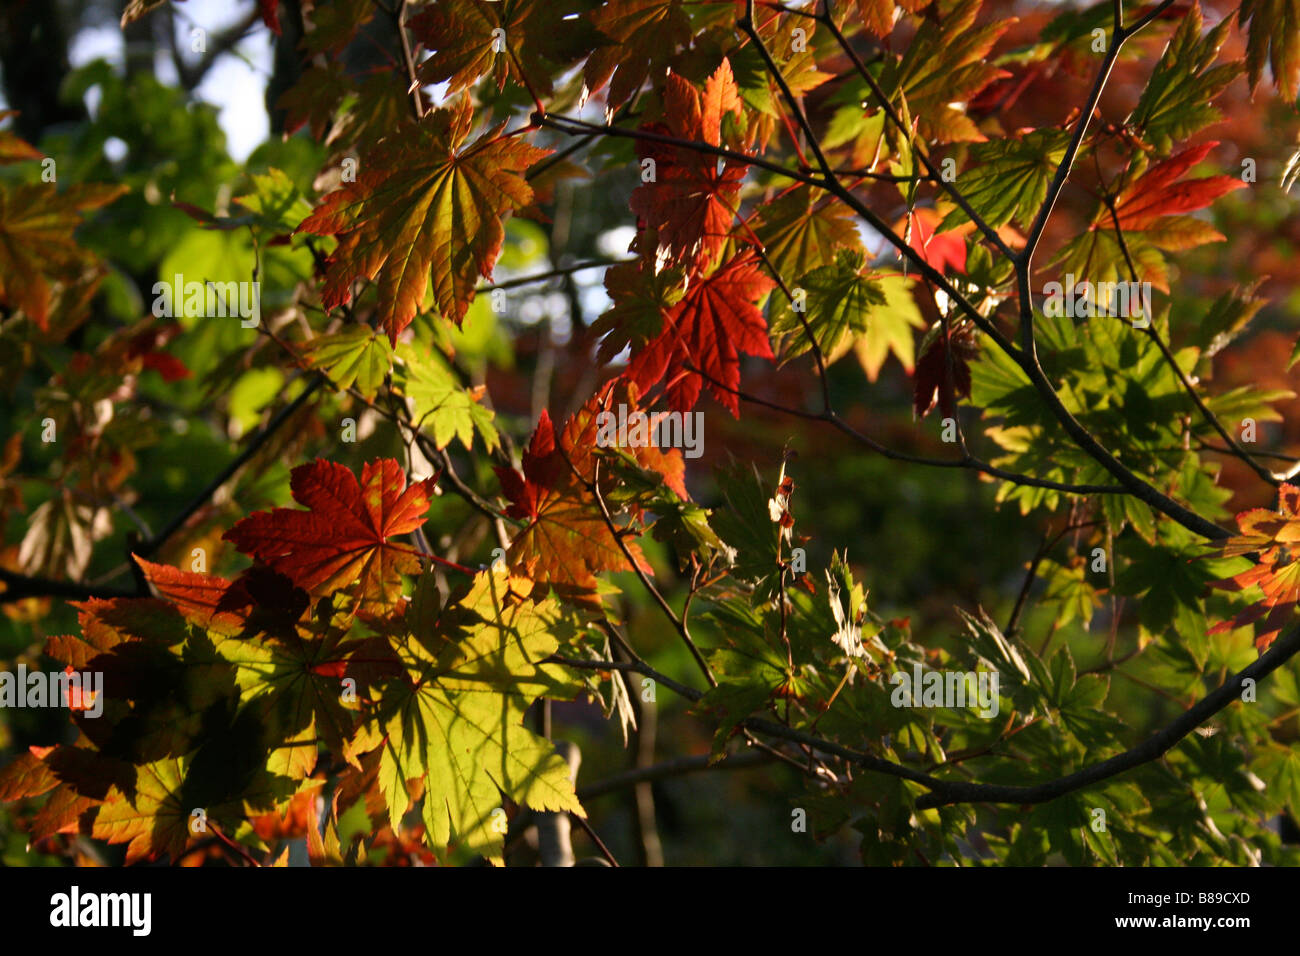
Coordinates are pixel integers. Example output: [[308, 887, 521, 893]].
[[771, 249, 887, 363], [1049, 228, 1172, 292], [1038, 559, 1101, 629], [92, 750, 295, 865], [92, 758, 196, 865], [1256, 745, 1300, 817], [877, 0, 1013, 144], [373, 571, 584, 865], [395, 342, 500, 453], [195, 620, 364, 781], [296, 99, 551, 341], [823, 104, 887, 171], [850, 274, 927, 380], [1129, 4, 1238, 154], [940, 130, 1070, 231], [234, 168, 316, 235], [753, 186, 864, 283], [306, 325, 393, 399]]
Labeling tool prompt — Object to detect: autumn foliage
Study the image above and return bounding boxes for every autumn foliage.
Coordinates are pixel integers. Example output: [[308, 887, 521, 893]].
[[3, 0, 1300, 867]]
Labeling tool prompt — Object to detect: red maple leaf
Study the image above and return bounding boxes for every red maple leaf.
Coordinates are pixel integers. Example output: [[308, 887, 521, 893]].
[[133, 556, 240, 627], [624, 253, 775, 415], [127, 322, 190, 382], [902, 208, 968, 275], [223, 458, 434, 603], [259, 0, 281, 35], [630, 59, 748, 271], [493, 409, 567, 521], [913, 323, 980, 419], [1107, 141, 1246, 232]]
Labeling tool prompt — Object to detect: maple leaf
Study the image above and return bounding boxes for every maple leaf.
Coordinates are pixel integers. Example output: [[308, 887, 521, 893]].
[[1208, 484, 1300, 651], [1053, 142, 1245, 292], [494, 383, 686, 600], [902, 208, 969, 275], [752, 186, 865, 283], [629, 60, 748, 271], [5, 745, 133, 846], [198, 616, 364, 780], [223, 458, 434, 605], [395, 341, 500, 453], [375, 570, 585, 865], [46, 599, 144, 671], [940, 130, 1070, 232], [1239, 0, 1300, 100], [0, 112, 42, 165], [296, 100, 551, 341], [90, 758, 198, 865], [1129, 3, 1238, 154], [131, 556, 267, 634], [856, 0, 933, 36], [495, 409, 564, 524], [583, 0, 693, 109], [624, 253, 776, 415], [876, 0, 1014, 144], [851, 275, 928, 381], [770, 249, 887, 363], [0, 182, 126, 330], [126, 321, 191, 382], [913, 322, 981, 419], [1106, 141, 1247, 233], [92, 751, 295, 864], [275, 64, 352, 141], [728, 14, 831, 151], [305, 325, 393, 400], [410, 0, 587, 97], [0, 748, 57, 802], [591, 260, 686, 365]]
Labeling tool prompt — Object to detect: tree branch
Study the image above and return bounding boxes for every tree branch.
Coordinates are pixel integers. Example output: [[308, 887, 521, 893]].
[[684, 362, 1128, 495], [553, 617, 1300, 812]]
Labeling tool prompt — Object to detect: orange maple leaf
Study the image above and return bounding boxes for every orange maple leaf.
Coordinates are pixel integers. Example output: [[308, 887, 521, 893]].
[[630, 59, 748, 272], [0, 182, 126, 330], [1209, 484, 1300, 651], [495, 383, 686, 601]]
